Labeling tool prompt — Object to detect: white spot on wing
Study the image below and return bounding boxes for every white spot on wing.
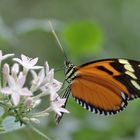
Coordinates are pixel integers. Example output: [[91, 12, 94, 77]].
[[124, 64, 135, 72], [92, 108, 95, 113], [119, 59, 135, 72], [121, 92, 127, 100], [83, 103, 87, 109], [131, 80, 140, 90], [119, 59, 129, 64], [121, 102, 125, 107], [125, 71, 137, 79], [130, 94, 135, 99], [106, 112, 110, 116], [88, 106, 91, 111]]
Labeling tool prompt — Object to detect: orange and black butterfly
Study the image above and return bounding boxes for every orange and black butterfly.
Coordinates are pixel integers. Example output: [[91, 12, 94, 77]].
[[49, 22, 140, 122], [63, 58, 140, 116]]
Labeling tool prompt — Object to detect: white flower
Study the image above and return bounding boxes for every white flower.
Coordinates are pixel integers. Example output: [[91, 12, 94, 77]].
[[50, 93, 69, 116], [31, 61, 51, 89], [0, 75, 32, 106], [13, 54, 43, 71], [45, 78, 62, 95], [31, 68, 46, 92], [31, 61, 62, 93], [0, 50, 14, 63], [40, 69, 62, 94]]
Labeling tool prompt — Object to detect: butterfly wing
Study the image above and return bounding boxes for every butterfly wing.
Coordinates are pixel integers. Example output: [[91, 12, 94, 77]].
[[70, 59, 140, 115]]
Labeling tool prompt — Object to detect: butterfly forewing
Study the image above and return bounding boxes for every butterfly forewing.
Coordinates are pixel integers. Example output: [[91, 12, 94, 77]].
[[69, 59, 140, 115]]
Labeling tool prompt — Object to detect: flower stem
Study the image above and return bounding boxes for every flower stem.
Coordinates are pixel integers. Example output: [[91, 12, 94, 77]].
[[32, 92, 49, 101], [23, 120, 52, 140]]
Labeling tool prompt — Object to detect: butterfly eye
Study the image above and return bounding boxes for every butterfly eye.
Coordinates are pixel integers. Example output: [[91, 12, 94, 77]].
[[64, 60, 73, 68], [64, 60, 69, 67]]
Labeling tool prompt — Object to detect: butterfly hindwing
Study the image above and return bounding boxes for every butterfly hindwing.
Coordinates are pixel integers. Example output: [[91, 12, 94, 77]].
[[71, 74, 128, 115]]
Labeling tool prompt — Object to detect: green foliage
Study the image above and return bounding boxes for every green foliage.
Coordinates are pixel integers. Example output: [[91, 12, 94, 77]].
[[0, 0, 140, 140], [1, 116, 23, 133], [62, 21, 103, 56], [0, 105, 23, 134]]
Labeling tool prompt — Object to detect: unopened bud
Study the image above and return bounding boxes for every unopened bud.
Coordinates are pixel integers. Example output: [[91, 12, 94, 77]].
[[3, 63, 10, 76], [30, 118, 40, 124], [32, 99, 41, 108], [12, 63, 19, 76], [24, 97, 33, 107], [25, 97, 41, 108]]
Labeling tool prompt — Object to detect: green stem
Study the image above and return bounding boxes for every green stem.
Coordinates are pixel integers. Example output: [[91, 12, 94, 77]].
[[32, 92, 46, 100], [24, 121, 52, 140], [33, 107, 52, 116]]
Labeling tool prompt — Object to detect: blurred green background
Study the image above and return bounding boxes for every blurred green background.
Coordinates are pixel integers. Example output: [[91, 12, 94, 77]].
[[1, 0, 140, 140]]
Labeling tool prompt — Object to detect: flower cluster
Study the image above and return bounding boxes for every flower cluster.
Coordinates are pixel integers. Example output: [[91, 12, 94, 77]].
[[0, 51, 69, 125]]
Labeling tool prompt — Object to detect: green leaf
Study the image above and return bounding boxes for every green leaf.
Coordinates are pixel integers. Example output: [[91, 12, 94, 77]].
[[0, 116, 24, 134], [62, 21, 103, 56]]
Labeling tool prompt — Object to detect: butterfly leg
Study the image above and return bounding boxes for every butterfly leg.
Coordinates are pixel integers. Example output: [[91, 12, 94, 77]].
[[55, 86, 71, 124]]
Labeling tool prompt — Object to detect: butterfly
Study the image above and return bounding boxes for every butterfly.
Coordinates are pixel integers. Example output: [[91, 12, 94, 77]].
[[63, 58, 140, 115], [49, 21, 140, 122]]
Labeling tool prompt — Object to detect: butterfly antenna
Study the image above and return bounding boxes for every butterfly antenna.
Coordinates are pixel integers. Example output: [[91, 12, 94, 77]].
[[48, 21, 68, 61]]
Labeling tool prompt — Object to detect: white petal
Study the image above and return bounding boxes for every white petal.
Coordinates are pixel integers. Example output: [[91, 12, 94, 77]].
[[38, 68, 45, 80], [18, 72, 24, 79], [57, 98, 66, 106], [20, 88, 32, 96], [0, 50, 2, 58], [3, 63, 10, 75], [0, 87, 12, 94], [21, 54, 29, 63], [12, 63, 19, 75], [2, 53, 14, 60], [54, 109, 62, 116], [31, 66, 43, 69], [31, 70, 37, 79], [52, 79, 62, 92], [47, 69, 54, 83], [17, 74, 26, 87], [45, 61, 49, 74], [38, 69, 45, 86], [50, 92, 59, 101], [11, 93, 20, 106], [7, 75, 16, 87], [58, 107, 70, 114], [48, 80, 62, 94], [13, 58, 23, 65], [52, 106, 69, 116], [30, 57, 38, 66], [48, 86, 57, 95]]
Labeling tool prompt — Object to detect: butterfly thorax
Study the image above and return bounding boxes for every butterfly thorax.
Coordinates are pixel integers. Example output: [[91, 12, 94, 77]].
[[64, 60, 77, 83]]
